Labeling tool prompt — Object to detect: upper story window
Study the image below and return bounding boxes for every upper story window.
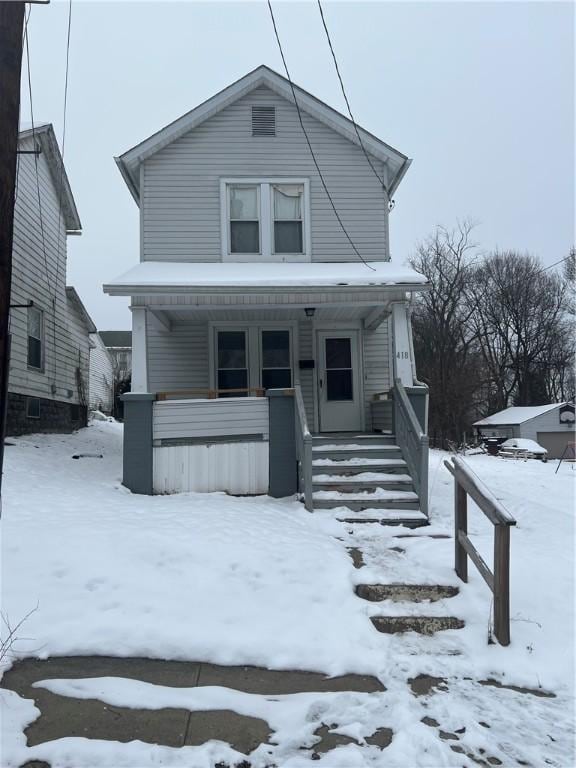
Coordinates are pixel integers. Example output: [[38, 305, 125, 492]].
[[221, 178, 310, 262], [27, 306, 43, 370]]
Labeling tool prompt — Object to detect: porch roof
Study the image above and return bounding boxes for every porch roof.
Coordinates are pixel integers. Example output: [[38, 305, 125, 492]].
[[103, 261, 429, 296]]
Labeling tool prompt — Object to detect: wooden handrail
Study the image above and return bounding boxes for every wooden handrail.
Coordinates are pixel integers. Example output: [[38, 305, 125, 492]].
[[444, 456, 517, 646], [156, 388, 265, 401]]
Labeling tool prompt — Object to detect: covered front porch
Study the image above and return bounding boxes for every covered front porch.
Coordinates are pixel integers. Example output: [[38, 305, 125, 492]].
[[104, 261, 430, 501]]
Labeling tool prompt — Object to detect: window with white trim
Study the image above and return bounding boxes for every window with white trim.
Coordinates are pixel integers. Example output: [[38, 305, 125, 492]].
[[222, 179, 309, 261], [27, 306, 43, 370]]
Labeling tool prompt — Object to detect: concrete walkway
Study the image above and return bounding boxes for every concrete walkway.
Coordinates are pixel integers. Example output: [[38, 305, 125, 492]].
[[3, 656, 386, 765]]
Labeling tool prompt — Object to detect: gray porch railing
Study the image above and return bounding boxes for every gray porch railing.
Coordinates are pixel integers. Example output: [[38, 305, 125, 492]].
[[294, 384, 313, 511], [393, 378, 429, 518]]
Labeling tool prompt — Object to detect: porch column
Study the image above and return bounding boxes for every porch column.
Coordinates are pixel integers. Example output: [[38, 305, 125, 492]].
[[130, 307, 148, 393], [267, 389, 297, 497], [391, 302, 413, 387], [121, 392, 154, 495]]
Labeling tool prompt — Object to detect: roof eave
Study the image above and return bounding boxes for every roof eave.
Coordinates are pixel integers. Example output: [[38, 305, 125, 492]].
[[103, 281, 431, 297], [115, 156, 141, 205]]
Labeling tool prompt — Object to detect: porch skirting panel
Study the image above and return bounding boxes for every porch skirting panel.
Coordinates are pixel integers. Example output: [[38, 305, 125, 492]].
[[153, 442, 269, 494]]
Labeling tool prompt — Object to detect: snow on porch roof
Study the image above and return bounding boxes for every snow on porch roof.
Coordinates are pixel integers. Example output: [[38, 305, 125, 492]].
[[103, 261, 430, 296], [474, 404, 564, 427]]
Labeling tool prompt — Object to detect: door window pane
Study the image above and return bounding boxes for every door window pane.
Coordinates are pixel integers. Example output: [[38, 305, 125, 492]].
[[326, 370, 353, 401], [325, 338, 351, 369]]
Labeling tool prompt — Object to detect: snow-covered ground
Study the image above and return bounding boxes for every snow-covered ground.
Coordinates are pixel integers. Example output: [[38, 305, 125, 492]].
[[1, 422, 574, 767]]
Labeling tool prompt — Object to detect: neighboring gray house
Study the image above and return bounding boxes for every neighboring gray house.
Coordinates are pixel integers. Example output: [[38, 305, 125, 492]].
[[474, 403, 576, 458], [104, 66, 431, 524], [89, 333, 115, 414], [99, 331, 132, 381], [7, 123, 95, 436]]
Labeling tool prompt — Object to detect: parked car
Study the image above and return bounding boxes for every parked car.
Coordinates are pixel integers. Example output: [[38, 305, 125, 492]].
[[498, 438, 548, 461]]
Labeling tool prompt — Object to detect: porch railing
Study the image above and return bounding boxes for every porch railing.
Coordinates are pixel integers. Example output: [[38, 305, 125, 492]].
[[294, 384, 313, 512], [393, 378, 429, 518], [444, 456, 517, 646]]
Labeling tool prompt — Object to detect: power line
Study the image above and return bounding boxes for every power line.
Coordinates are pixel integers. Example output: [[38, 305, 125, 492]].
[[540, 255, 571, 274], [53, 0, 74, 386], [316, 0, 389, 194], [266, 0, 375, 271]]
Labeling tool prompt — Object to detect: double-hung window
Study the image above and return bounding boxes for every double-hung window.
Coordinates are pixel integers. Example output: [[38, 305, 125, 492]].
[[27, 306, 43, 370], [222, 179, 309, 261]]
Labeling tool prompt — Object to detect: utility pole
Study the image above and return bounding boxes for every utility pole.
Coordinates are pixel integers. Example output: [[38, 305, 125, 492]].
[[0, 2, 26, 509]]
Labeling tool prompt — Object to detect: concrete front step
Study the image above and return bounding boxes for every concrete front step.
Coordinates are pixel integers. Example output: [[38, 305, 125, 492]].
[[337, 509, 428, 527], [371, 616, 465, 635], [356, 584, 459, 602]]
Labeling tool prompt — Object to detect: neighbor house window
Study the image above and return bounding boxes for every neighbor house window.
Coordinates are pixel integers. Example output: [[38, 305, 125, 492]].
[[229, 185, 260, 254], [27, 306, 43, 370], [26, 397, 40, 419], [222, 179, 309, 261]]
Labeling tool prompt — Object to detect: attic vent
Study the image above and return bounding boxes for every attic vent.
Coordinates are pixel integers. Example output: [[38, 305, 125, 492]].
[[252, 106, 276, 136]]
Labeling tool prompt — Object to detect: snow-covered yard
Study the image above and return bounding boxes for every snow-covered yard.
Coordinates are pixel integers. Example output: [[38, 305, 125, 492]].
[[1, 421, 574, 767]]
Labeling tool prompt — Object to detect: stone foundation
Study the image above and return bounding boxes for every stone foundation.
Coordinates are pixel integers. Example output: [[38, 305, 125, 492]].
[[6, 392, 88, 436]]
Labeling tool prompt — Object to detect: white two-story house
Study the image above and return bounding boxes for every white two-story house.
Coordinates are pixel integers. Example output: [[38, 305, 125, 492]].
[[104, 66, 430, 525], [7, 123, 95, 436]]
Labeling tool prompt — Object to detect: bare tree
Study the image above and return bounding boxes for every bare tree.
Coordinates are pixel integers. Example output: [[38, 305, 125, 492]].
[[469, 252, 568, 407], [409, 221, 483, 446]]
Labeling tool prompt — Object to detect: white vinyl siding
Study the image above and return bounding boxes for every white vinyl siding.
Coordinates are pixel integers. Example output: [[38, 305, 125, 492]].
[[9, 134, 88, 405], [153, 397, 269, 441], [142, 86, 389, 263], [145, 310, 391, 433], [89, 333, 115, 413], [362, 318, 392, 427]]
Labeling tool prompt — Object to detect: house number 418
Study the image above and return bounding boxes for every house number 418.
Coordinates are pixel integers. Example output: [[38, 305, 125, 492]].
[[396, 351, 409, 359]]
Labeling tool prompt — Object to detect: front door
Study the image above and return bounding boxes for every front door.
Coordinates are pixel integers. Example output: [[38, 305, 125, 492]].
[[317, 331, 363, 432]]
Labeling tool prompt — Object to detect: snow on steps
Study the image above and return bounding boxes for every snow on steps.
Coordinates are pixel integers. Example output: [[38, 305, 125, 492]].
[[307, 434, 427, 526], [355, 584, 464, 635], [313, 472, 413, 494]]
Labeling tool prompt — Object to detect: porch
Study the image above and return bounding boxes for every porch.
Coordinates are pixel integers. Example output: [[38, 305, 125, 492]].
[[105, 261, 430, 514]]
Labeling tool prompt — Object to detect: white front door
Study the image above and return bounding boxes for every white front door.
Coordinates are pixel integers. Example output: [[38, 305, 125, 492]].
[[317, 331, 363, 432]]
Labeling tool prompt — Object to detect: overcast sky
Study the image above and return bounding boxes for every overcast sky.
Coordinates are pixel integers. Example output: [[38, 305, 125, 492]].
[[20, 0, 575, 330]]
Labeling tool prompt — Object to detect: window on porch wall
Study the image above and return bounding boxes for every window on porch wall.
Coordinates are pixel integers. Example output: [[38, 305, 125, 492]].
[[261, 330, 291, 389], [217, 330, 248, 396], [215, 327, 293, 396]]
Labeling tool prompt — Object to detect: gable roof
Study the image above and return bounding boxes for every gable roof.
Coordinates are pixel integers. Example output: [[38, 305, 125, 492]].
[[116, 65, 411, 204], [99, 331, 132, 348], [18, 123, 82, 233], [474, 404, 564, 427]]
